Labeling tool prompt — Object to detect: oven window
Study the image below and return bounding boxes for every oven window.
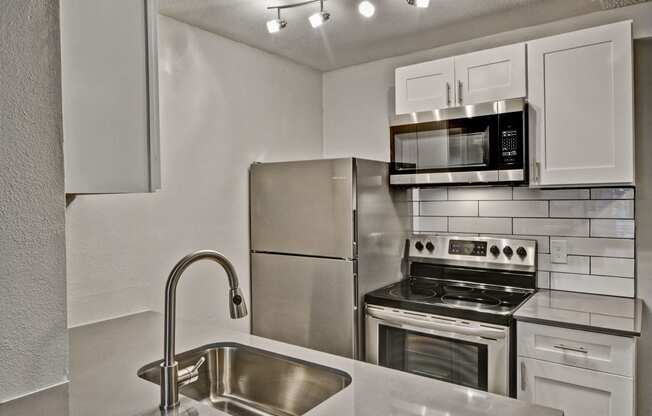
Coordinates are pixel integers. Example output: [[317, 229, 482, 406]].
[[379, 325, 488, 391]]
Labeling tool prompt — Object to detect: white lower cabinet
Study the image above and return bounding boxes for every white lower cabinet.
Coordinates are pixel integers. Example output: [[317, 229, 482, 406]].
[[517, 322, 636, 416], [517, 357, 633, 416]]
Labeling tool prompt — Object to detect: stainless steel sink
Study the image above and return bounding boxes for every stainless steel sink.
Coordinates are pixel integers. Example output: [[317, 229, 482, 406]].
[[137, 343, 351, 416]]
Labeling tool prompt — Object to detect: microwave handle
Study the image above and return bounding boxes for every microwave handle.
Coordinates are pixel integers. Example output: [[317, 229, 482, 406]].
[[458, 80, 463, 105]]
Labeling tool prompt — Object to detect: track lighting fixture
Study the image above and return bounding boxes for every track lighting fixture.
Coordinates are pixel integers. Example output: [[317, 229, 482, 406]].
[[266, 0, 330, 33], [266, 8, 287, 34], [358, 1, 375, 18], [407, 0, 430, 7]]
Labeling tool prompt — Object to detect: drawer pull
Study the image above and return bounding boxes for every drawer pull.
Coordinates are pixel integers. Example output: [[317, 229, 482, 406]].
[[553, 344, 588, 354]]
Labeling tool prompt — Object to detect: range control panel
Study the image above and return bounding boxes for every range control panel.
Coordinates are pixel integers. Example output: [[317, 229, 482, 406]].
[[448, 240, 487, 256], [408, 235, 537, 272]]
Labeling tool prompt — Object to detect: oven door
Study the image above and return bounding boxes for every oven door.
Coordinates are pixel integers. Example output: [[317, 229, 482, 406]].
[[365, 305, 509, 395]]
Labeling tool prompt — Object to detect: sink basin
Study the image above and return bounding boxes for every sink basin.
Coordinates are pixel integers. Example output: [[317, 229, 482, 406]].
[[137, 342, 351, 416]]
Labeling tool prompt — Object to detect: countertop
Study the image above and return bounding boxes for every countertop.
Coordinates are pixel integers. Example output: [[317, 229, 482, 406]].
[[514, 289, 643, 337], [1, 311, 562, 416]]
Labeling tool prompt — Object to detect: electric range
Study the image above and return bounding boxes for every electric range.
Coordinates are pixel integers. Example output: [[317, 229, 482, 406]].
[[364, 235, 537, 397]]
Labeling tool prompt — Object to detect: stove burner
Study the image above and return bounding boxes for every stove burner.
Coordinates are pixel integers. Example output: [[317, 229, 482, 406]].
[[441, 294, 501, 307], [388, 286, 437, 301]]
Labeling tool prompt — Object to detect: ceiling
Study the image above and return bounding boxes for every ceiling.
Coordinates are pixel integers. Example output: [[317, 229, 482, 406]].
[[159, 0, 643, 71]]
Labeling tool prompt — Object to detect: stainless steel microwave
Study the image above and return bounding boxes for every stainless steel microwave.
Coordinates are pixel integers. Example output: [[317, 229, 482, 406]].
[[389, 98, 527, 186]]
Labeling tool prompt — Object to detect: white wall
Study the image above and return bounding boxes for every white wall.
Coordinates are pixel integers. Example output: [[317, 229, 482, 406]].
[[65, 16, 323, 330], [322, 1, 652, 161], [0, 1, 68, 402]]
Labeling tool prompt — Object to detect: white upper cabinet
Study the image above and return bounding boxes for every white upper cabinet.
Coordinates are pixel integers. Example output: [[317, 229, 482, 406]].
[[527, 21, 634, 187], [454, 43, 526, 106], [395, 58, 454, 115], [61, 0, 161, 194], [394, 43, 526, 114]]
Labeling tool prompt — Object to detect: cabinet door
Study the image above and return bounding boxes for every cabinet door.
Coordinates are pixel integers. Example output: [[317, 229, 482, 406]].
[[518, 357, 634, 416], [395, 58, 454, 114], [61, 0, 161, 193], [527, 21, 633, 187], [454, 43, 526, 106]]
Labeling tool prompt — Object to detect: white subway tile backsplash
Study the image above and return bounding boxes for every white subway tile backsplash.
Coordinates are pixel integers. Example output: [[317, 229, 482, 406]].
[[550, 200, 634, 219], [537, 271, 551, 289], [479, 201, 548, 217], [513, 218, 589, 237], [538, 254, 590, 274], [559, 237, 635, 258], [412, 216, 448, 232], [513, 187, 590, 200], [590, 257, 635, 278], [550, 273, 635, 297], [409, 185, 637, 298], [416, 188, 448, 201], [420, 201, 478, 217], [590, 219, 635, 238], [590, 188, 635, 200], [449, 217, 512, 234], [448, 186, 512, 201]]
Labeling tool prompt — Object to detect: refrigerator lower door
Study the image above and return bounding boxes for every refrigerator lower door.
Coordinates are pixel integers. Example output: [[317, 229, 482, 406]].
[[251, 253, 356, 358]]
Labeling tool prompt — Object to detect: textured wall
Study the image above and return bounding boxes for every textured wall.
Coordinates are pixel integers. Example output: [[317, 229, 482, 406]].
[[634, 38, 652, 416], [65, 16, 323, 329], [0, 1, 68, 402]]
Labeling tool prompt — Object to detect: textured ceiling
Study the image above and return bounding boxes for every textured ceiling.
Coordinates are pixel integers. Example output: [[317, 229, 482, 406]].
[[159, 0, 634, 71]]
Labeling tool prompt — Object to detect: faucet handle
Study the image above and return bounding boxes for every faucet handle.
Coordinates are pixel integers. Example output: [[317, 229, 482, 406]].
[[177, 356, 206, 386]]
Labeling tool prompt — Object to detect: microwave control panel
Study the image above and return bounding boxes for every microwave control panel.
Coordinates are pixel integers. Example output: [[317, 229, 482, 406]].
[[501, 130, 519, 164]]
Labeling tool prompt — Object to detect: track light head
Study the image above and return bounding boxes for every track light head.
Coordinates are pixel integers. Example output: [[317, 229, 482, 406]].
[[358, 1, 375, 17], [309, 10, 330, 28], [407, 0, 430, 7], [266, 18, 287, 33]]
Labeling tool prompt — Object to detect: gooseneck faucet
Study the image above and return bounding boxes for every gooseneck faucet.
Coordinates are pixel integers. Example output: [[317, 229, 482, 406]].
[[160, 250, 248, 410]]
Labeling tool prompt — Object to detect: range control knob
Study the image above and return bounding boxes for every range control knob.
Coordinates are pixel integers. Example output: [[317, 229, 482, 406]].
[[425, 241, 435, 252], [517, 247, 527, 258], [490, 245, 500, 256], [414, 241, 424, 251], [503, 246, 514, 257]]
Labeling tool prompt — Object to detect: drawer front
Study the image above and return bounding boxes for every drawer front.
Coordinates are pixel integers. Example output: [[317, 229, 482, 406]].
[[517, 322, 635, 376]]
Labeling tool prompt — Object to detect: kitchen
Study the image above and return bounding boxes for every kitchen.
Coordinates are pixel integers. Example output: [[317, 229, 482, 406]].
[[1, 0, 651, 415]]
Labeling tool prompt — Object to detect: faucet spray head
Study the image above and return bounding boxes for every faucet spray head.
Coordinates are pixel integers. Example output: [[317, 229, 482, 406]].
[[229, 287, 248, 319]]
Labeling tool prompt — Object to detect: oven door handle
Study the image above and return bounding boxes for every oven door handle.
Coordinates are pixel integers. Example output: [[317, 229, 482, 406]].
[[367, 307, 506, 339]]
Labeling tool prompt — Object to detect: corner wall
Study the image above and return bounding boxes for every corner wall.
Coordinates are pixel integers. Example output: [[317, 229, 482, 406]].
[[65, 16, 323, 330], [0, 1, 68, 402]]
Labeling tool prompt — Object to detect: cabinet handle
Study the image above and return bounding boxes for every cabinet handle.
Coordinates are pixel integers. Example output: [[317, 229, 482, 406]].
[[553, 344, 588, 354], [520, 361, 526, 391], [446, 82, 451, 106], [458, 80, 463, 105]]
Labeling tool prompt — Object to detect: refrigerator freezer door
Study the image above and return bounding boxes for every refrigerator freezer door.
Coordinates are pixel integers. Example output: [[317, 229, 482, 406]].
[[250, 159, 354, 259], [251, 253, 356, 358]]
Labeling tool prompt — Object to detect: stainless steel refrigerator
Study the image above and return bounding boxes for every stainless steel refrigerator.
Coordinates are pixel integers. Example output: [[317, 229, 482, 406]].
[[250, 158, 408, 359]]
